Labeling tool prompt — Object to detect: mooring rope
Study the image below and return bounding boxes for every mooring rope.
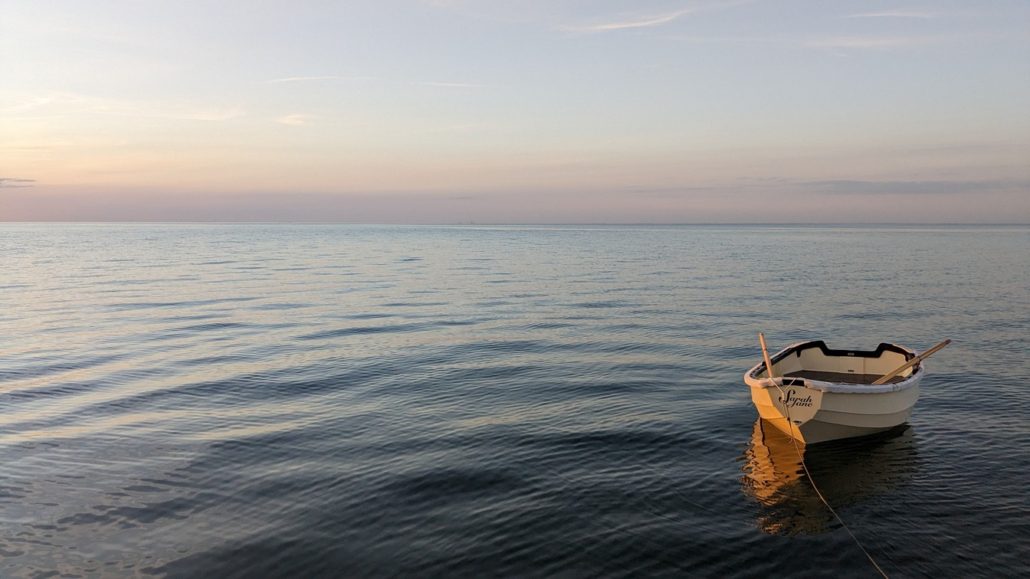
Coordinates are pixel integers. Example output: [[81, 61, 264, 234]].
[[770, 378, 890, 579]]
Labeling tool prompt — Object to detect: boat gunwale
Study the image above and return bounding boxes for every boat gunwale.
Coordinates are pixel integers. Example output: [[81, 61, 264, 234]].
[[744, 340, 923, 394]]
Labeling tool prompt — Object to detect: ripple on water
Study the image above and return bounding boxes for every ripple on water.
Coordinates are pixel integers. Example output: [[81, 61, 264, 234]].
[[0, 224, 1027, 578]]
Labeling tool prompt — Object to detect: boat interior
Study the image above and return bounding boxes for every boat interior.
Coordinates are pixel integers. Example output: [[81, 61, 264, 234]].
[[761, 341, 915, 385]]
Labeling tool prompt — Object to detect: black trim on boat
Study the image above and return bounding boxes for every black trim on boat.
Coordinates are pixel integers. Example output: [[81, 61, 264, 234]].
[[790, 340, 913, 360], [751, 340, 916, 379]]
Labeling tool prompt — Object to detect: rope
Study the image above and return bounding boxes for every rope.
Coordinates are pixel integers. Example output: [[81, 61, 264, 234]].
[[769, 378, 890, 579]]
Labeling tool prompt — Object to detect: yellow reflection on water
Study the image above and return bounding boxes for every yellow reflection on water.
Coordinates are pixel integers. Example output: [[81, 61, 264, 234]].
[[741, 419, 916, 535]]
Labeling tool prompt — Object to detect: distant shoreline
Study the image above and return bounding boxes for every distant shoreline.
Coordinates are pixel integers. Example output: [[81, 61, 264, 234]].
[[2, 220, 1030, 229], [1, 221, 1027, 227]]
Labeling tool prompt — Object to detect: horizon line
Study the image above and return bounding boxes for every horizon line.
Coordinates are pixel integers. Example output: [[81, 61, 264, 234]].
[[2, 220, 1027, 227]]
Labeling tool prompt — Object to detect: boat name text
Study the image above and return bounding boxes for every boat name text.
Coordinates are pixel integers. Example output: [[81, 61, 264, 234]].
[[781, 389, 813, 408]]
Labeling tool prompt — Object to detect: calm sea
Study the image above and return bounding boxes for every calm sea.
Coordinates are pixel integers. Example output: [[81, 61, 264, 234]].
[[2, 224, 1027, 578]]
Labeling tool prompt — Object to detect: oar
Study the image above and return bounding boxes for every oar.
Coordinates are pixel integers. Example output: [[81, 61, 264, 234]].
[[759, 332, 777, 379], [872, 339, 952, 385]]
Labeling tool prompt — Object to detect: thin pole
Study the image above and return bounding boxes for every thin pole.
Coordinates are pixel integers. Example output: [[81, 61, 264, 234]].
[[759, 332, 776, 379], [872, 339, 951, 385]]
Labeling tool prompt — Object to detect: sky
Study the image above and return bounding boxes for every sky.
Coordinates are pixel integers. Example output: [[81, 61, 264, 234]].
[[2, 0, 1029, 223]]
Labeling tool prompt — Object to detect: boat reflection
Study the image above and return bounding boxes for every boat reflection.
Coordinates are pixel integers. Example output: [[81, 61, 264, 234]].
[[740, 418, 918, 535]]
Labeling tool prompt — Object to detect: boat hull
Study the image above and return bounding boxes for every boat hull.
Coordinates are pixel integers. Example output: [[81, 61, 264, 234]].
[[744, 340, 926, 444], [749, 381, 920, 444]]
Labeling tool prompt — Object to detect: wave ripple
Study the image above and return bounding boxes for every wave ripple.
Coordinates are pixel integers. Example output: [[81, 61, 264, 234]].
[[1, 224, 1027, 578]]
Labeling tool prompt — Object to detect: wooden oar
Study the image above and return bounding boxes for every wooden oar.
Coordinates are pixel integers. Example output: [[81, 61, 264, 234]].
[[872, 339, 951, 385], [759, 332, 777, 379]]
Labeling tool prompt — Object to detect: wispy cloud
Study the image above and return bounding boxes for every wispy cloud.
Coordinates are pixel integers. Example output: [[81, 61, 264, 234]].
[[846, 9, 937, 19], [423, 121, 500, 133], [183, 108, 245, 121], [266, 75, 378, 84], [804, 179, 1029, 195], [412, 81, 484, 89], [2, 91, 243, 121], [561, 0, 752, 34], [563, 8, 698, 33], [807, 35, 940, 49], [267, 75, 343, 83], [0, 177, 36, 188], [276, 113, 314, 126], [1, 92, 86, 114]]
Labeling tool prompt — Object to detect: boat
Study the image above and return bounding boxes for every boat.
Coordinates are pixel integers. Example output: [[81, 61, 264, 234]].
[[743, 338, 949, 444]]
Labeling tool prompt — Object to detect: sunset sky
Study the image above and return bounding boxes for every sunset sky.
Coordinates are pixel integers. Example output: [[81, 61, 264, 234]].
[[2, 0, 1029, 222]]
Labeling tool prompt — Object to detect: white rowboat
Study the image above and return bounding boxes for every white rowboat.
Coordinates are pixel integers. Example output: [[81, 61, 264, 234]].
[[744, 340, 936, 444]]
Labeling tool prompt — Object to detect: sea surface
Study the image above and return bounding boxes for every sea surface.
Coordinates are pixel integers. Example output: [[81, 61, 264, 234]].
[[1, 224, 1028, 578]]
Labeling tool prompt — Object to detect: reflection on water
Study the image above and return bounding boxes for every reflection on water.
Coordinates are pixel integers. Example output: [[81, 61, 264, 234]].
[[2, 224, 1026, 577], [741, 419, 918, 535]]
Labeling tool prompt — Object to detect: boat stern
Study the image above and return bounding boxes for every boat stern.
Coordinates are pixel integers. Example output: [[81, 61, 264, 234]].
[[748, 381, 825, 442]]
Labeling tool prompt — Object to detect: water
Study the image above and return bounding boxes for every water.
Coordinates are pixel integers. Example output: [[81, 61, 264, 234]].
[[1, 224, 1027, 578]]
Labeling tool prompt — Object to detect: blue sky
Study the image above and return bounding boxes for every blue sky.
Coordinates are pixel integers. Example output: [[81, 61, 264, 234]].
[[2, 0, 1028, 222]]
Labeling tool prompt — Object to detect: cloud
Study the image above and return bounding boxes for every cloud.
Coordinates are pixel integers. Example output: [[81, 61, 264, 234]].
[[562, 8, 698, 33], [183, 108, 245, 121], [413, 81, 484, 89], [266, 75, 375, 83], [0, 178, 36, 188], [807, 35, 940, 49], [276, 114, 313, 126], [1, 92, 86, 114], [561, 0, 753, 33], [266, 77, 479, 89], [2, 91, 243, 121], [803, 179, 1029, 195], [267, 75, 342, 83], [846, 10, 937, 19], [422, 121, 500, 133]]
